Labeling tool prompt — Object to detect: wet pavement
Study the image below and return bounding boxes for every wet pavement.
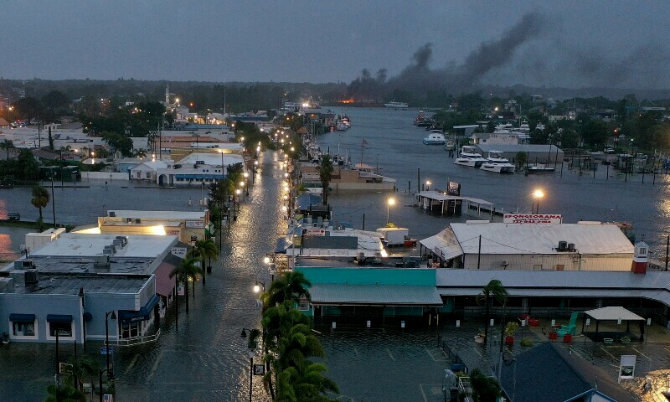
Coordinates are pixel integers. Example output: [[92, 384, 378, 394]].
[[0, 151, 283, 401]]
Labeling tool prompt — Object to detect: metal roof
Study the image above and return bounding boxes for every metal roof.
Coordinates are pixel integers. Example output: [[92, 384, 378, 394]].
[[449, 222, 633, 255], [9, 273, 150, 295], [585, 306, 644, 321], [309, 284, 443, 306], [106, 210, 206, 220], [477, 144, 563, 153], [419, 228, 463, 261], [30, 233, 178, 258]]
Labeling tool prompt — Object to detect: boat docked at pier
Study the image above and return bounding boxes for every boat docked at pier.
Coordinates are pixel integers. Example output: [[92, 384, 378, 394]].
[[384, 101, 409, 109], [454, 145, 488, 168], [480, 151, 515, 173], [423, 131, 446, 145]]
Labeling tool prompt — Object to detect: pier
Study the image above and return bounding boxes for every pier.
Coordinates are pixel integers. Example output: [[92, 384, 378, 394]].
[[416, 190, 495, 218]]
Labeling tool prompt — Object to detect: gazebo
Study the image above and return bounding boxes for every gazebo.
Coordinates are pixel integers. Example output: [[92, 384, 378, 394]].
[[582, 306, 646, 342]]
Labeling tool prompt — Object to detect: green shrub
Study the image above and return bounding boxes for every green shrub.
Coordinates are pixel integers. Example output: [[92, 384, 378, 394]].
[[520, 338, 533, 347]]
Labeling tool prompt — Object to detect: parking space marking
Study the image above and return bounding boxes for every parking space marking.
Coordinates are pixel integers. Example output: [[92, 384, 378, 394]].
[[419, 384, 428, 402], [147, 350, 163, 382], [124, 354, 139, 375], [633, 347, 651, 360], [600, 346, 616, 361], [425, 347, 448, 362], [386, 348, 396, 361]]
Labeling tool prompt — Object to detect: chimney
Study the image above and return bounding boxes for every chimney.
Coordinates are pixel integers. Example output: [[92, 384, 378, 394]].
[[631, 241, 648, 274]]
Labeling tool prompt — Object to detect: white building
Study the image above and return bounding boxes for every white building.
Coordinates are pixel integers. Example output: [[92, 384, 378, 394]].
[[420, 221, 634, 271]]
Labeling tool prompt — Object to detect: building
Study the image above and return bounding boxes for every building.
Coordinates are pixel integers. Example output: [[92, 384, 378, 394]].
[[155, 152, 245, 186], [0, 233, 183, 345], [420, 221, 634, 271], [476, 144, 564, 165], [129, 159, 173, 181], [97, 210, 211, 245]]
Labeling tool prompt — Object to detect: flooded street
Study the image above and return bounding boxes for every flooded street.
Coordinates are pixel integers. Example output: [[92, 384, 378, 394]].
[[0, 107, 668, 401]]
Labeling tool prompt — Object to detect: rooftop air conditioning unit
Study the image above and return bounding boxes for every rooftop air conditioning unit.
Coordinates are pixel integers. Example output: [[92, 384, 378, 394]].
[[557, 241, 567, 252], [567, 243, 576, 252], [109, 211, 116, 217], [115, 236, 128, 247], [14, 260, 34, 270], [24, 270, 38, 285]]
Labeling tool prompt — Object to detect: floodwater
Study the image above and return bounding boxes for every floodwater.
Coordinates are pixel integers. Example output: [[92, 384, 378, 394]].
[[320, 107, 670, 250], [0, 107, 668, 401]]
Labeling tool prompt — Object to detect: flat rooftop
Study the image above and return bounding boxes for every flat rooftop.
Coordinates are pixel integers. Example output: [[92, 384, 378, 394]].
[[30, 233, 177, 259], [6, 273, 150, 295], [12, 255, 155, 275], [107, 210, 206, 220]]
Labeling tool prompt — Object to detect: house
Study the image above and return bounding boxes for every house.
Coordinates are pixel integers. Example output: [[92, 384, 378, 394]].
[[129, 159, 172, 181]]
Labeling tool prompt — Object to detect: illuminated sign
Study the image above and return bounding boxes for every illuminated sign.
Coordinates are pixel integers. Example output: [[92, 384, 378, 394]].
[[503, 214, 562, 224]]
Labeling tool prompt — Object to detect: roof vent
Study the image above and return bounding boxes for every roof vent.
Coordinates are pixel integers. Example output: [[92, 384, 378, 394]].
[[24, 269, 38, 286], [109, 211, 116, 217], [557, 241, 567, 252], [567, 243, 576, 252], [14, 260, 34, 270]]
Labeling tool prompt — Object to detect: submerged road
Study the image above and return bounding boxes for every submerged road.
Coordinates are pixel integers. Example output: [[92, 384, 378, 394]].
[[115, 150, 283, 401], [0, 151, 283, 401]]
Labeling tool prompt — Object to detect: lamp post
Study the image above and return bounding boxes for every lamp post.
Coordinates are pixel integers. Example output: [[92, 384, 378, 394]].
[[104, 311, 116, 376], [386, 197, 396, 225], [253, 160, 258, 184], [425, 180, 432, 191], [241, 328, 261, 402], [532, 189, 544, 214], [244, 172, 249, 196]]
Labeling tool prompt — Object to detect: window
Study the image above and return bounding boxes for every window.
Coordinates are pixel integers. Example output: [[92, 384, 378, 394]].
[[120, 321, 140, 339], [298, 297, 310, 311], [12, 322, 35, 337], [639, 247, 648, 256], [49, 322, 72, 337]]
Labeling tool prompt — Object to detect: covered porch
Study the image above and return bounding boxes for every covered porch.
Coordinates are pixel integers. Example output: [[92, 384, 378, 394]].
[[582, 306, 646, 343]]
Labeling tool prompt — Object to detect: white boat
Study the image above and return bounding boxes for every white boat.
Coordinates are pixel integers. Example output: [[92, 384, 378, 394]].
[[526, 163, 555, 174], [454, 145, 488, 168], [385, 101, 409, 109], [423, 132, 445, 145], [480, 151, 515, 173]]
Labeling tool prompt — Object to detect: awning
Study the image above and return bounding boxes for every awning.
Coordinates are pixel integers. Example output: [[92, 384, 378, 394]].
[[309, 284, 443, 306], [275, 238, 291, 254], [585, 306, 645, 321], [118, 294, 160, 322], [47, 314, 73, 324], [419, 229, 463, 261], [9, 313, 35, 323]]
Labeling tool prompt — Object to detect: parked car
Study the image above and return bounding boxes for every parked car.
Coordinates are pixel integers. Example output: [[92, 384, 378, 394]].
[[6, 213, 20, 222]]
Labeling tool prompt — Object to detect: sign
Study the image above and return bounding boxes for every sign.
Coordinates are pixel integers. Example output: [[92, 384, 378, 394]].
[[99, 347, 114, 356], [303, 228, 326, 237], [171, 247, 187, 259], [447, 181, 461, 196], [618, 354, 636, 383], [186, 220, 205, 228], [253, 364, 265, 376], [503, 213, 562, 224], [177, 285, 185, 296], [59, 362, 73, 374]]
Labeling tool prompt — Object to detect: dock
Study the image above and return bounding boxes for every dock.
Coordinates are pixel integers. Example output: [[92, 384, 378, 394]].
[[416, 190, 495, 218]]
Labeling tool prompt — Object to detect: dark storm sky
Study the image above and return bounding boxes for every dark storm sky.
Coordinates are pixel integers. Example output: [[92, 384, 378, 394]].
[[1, 1, 669, 88]]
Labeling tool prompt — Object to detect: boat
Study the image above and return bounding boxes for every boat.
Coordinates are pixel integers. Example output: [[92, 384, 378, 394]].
[[525, 163, 555, 174], [480, 151, 515, 173], [454, 145, 488, 168], [384, 101, 408, 109], [423, 132, 445, 145]]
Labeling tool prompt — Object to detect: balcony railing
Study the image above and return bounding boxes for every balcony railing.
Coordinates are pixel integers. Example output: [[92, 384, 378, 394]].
[[114, 329, 161, 347]]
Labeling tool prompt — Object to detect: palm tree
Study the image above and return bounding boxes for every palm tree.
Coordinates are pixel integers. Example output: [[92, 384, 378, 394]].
[[169, 256, 202, 313], [67, 355, 99, 392], [263, 271, 311, 308], [286, 361, 339, 401], [0, 139, 14, 160], [319, 155, 334, 205], [194, 239, 218, 279], [477, 279, 508, 342], [45, 383, 85, 402], [31, 185, 49, 230]]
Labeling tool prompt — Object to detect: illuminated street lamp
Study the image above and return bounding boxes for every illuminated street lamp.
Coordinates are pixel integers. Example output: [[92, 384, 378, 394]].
[[425, 180, 432, 191], [532, 189, 545, 214], [386, 197, 396, 225]]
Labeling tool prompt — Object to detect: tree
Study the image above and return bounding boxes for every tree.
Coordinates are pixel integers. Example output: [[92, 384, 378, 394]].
[[193, 239, 218, 284], [45, 383, 86, 402], [263, 271, 311, 308], [477, 280, 508, 342], [31, 186, 49, 230], [169, 256, 202, 313], [101, 131, 133, 157], [469, 368, 501, 402], [514, 152, 527, 169], [319, 155, 334, 206], [0, 139, 14, 160]]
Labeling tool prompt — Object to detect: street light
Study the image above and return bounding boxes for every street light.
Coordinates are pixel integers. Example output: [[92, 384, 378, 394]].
[[253, 281, 265, 294], [104, 311, 116, 377], [425, 180, 432, 191], [241, 328, 262, 402], [532, 189, 544, 214], [244, 172, 249, 195], [386, 197, 396, 225]]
